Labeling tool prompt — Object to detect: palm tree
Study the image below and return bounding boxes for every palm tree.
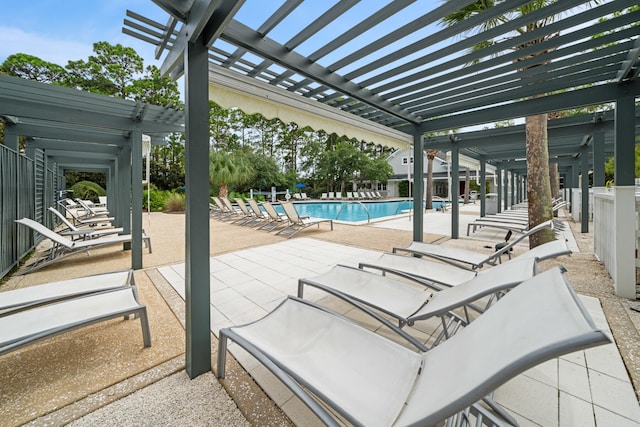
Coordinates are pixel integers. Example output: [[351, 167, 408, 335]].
[[426, 149, 439, 210], [209, 150, 254, 198], [441, 0, 566, 247]]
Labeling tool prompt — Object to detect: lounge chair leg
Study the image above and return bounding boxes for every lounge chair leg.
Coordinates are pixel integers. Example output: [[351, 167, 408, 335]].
[[217, 334, 228, 378], [138, 307, 152, 347], [481, 395, 519, 426]]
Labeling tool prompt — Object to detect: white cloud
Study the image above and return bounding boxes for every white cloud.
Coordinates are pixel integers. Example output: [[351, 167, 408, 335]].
[[0, 26, 94, 66]]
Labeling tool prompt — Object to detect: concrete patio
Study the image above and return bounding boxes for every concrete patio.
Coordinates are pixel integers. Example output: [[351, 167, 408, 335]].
[[1, 205, 640, 426]]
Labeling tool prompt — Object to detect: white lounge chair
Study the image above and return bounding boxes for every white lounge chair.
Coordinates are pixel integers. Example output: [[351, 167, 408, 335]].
[[48, 207, 123, 240], [299, 256, 538, 347], [247, 198, 270, 227], [0, 270, 133, 314], [275, 203, 333, 239], [57, 200, 115, 227], [0, 286, 151, 356], [363, 239, 571, 291], [231, 198, 260, 225], [393, 220, 559, 270], [75, 199, 111, 218], [210, 196, 237, 220], [15, 218, 151, 274], [258, 201, 288, 232], [218, 268, 610, 426]]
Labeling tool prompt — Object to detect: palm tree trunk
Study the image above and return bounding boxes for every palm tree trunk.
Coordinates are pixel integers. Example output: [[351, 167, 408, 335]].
[[464, 167, 470, 204], [526, 113, 554, 247], [426, 150, 437, 210]]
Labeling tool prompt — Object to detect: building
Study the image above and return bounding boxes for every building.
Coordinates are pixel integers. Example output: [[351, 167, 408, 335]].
[[385, 148, 497, 200]]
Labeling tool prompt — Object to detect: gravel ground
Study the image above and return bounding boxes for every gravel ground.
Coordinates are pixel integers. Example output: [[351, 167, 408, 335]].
[[66, 371, 250, 427]]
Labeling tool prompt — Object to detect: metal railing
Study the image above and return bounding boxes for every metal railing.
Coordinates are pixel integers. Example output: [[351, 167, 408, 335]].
[[336, 201, 371, 223], [0, 145, 60, 279]]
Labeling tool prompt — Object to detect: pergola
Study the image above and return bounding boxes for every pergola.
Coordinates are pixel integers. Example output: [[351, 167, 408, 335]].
[[122, 0, 640, 377], [0, 74, 184, 274]]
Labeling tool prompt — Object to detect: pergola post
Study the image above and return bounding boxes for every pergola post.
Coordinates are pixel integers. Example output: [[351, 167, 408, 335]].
[[184, 34, 211, 378], [502, 169, 509, 212], [130, 129, 144, 270], [592, 130, 605, 187], [479, 157, 486, 217], [571, 163, 579, 216], [496, 164, 502, 213], [451, 148, 459, 239], [4, 124, 19, 152], [613, 95, 636, 299], [580, 147, 589, 233], [412, 131, 424, 242], [510, 171, 515, 209], [117, 146, 132, 235]]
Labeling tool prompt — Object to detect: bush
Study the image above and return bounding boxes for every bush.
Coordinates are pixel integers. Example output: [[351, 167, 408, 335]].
[[164, 192, 185, 212], [144, 188, 167, 211], [69, 180, 106, 202]]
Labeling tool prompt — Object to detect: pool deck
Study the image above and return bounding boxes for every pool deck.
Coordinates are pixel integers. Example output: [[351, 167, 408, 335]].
[[2, 203, 640, 426]]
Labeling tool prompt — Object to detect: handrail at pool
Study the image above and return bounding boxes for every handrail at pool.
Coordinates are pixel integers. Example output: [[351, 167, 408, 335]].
[[394, 199, 413, 215], [336, 201, 371, 223]]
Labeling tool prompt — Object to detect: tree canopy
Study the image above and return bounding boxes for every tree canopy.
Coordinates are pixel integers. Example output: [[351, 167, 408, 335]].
[[1, 42, 395, 197]]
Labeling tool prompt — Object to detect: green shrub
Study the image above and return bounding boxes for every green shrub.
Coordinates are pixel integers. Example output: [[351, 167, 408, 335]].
[[143, 188, 167, 211], [69, 181, 106, 202], [164, 192, 185, 212]]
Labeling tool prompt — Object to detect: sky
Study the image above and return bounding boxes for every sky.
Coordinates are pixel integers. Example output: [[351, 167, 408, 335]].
[[0, 1, 169, 70]]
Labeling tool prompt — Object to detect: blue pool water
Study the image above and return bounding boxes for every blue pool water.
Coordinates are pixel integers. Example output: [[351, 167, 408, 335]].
[[272, 199, 448, 222]]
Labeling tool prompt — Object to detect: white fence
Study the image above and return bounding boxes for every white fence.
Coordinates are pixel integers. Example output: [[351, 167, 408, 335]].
[[593, 190, 640, 291]]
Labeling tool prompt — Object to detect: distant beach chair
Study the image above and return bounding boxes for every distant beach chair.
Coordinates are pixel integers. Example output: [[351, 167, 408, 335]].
[[75, 199, 110, 217], [276, 203, 333, 239], [247, 198, 270, 227], [320, 193, 328, 200], [232, 197, 260, 225], [57, 201, 115, 227], [328, 192, 335, 200], [49, 207, 123, 240], [301, 193, 310, 200], [346, 192, 354, 200], [335, 192, 342, 200], [258, 201, 288, 232]]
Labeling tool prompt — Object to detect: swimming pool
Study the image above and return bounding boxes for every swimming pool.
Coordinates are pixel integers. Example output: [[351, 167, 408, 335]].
[[272, 199, 447, 223]]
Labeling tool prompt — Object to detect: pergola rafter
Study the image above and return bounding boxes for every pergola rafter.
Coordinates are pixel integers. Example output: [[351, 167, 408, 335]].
[[120, 0, 640, 377]]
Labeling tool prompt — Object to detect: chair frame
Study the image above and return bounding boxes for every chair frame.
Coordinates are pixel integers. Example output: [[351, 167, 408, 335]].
[[15, 218, 151, 274], [218, 268, 609, 426], [257, 201, 288, 232], [48, 207, 123, 240], [0, 285, 151, 356], [275, 202, 333, 238], [299, 257, 539, 347], [393, 220, 557, 270], [1, 269, 134, 314]]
